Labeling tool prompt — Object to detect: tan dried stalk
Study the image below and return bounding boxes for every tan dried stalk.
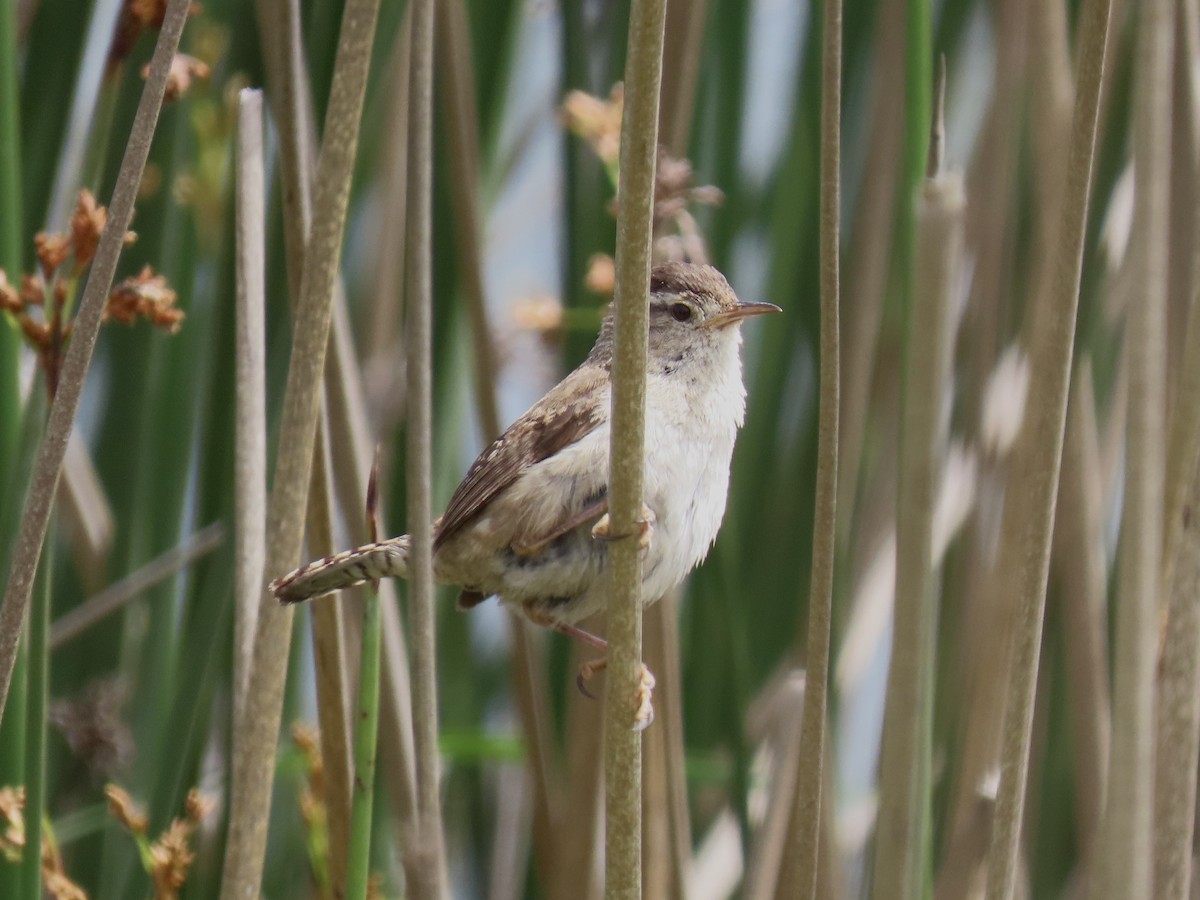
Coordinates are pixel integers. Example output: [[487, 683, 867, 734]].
[[434, 2, 563, 890], [834, 0, 904, 551], [604, 0, 668, 897], [403, 0, 450, 895], [233, 88, 267, 734], [1152, 5, 1200, 897], [1093, 0, 1172, 895], [1052, 362, 1110, 873], [873, 167, 963, 900], [983, 0, 1114, 894], [790, 0, 841, 892]]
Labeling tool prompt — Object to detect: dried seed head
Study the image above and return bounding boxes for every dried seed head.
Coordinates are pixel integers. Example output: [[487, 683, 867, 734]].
[[106, 265, 184, 333], [70, 190, 108, 271], [145, 53, 211, 102], [19, 316, 51, 351], [20, 273, 45, 307], [105, 784, 148, 836], [150, 819, 196, 899], [110, 0, 202, 68], [0, 271, 20, 314], [184, 789, 214, 825], [44, 868, 88, 900], [35, 232, 72, 278], [0, 786, 24, 858], [562, 85, 623, 168], [585, 254, 615, 295], [510, 296, 564, 337]]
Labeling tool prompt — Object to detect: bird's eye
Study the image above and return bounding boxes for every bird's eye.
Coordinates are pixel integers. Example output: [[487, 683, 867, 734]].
[[670, 302, 692, 322]]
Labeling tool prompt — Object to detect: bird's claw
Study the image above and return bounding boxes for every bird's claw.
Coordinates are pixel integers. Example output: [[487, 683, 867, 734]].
[[576, 657, 606, 699], [591, 504, 656, 551], [574, 658, 656, 731]]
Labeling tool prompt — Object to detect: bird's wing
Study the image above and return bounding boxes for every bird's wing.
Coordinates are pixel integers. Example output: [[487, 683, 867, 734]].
[[434, 364, 608, 550]]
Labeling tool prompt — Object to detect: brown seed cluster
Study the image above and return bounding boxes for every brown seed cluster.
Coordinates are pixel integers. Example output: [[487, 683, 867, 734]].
[[0, 190, 183, 398], [109, 0, 203, 69], [142, 53, 211, 102], [522, 84, 722, 338], [292, 723, 329, 843], [107, 784, 214, 900], [107, 266, 184, 333], [562, 85, 624, 169], [0, 786, 88, 900]]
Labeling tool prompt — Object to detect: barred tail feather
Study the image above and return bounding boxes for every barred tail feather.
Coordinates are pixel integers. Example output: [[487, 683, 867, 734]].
[[271, 536, 411, 603]]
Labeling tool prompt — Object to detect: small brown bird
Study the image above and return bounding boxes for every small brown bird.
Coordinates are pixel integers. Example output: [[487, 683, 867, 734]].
[[272, 261, 779, 723]]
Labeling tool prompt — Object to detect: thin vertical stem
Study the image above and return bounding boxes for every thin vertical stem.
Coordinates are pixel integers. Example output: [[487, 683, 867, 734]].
[[0, 11, 27, 896], [873, 171, 963, 900], [983, 0, 1113, 895], [405, 0, 450, 895], [1095, 0, 1172, 894], [233, 89, 267, 727], [1155, 20, 1200, 894], [0, 0, 22, 492], [605, 1, 667, 898], [435, 0, 563, 887], [791, 0, 841, 894], [346, 588, 382, 900]]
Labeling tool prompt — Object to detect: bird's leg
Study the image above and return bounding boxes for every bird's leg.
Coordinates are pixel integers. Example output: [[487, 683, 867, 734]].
[[522, 606, 656, 731], [591, 503, 656, 550], [511, 497, 609, 557]]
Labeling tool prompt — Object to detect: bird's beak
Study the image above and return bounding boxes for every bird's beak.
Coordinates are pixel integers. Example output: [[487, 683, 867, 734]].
[[704, 300, 783, 330]]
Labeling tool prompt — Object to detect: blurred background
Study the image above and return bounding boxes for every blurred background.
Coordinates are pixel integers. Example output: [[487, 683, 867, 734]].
[[0, 0, 1189, 897]]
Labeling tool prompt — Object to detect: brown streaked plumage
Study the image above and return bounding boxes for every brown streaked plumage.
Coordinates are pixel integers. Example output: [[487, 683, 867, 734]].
[[271, 261, 780, 636]]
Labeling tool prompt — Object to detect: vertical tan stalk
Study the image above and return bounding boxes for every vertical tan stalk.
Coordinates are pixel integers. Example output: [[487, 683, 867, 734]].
[[1163, 0, 1200, 434], [306, 434, 354, 895], [647, 595, 692, 893], [1154, 14, 1200, 897], [404, 0, 450, 895], [873, 167, 963, 900], [0, 0, 190, 724], [557, 666, 605, 900], [983, 0, 1113, 895], [1093, 0, 1172, 895], [436, 0, 562, 888], [324, 14, 420, 857], [659, 0, 709, 155], [835, 0, 904, 549], [791, 0, 841, 895], [605, 0, 667, 897], [219, 0, 381, 894], [1154, 446, 1200, 899], [641, 596, 690, 897], [233, 89, 268, 726], [1052, 362, 1110, 868], [435, 0, 500, 440], [1160, 0, 1200, 605]]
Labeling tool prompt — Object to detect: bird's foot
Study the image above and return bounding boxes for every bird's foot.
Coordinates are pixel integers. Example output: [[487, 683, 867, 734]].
[[633, 663, 656, 731], [591, 504, 656, 550], [575, 657, 656, 731]]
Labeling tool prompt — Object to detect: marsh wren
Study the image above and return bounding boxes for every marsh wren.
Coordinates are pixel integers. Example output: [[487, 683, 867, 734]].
[[272, 261, 779, 722]]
